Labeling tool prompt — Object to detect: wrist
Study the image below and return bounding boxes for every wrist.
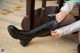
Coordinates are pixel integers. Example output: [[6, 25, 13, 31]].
[[61, 10, 67, 15], [60, 9, 69, 14], [55, 29, 64, 37]]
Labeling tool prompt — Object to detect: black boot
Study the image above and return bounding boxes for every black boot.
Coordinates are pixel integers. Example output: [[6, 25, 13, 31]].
[[77, 44, 80, 53], [8, 19, 60, 46], [8, 25, 33, 46]]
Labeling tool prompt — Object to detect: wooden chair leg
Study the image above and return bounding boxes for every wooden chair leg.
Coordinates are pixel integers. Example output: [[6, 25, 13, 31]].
[[21, 0, 35, 30]]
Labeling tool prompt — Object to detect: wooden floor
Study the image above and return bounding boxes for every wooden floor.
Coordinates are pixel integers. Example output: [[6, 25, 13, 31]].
[[0, 0, 77, 53]]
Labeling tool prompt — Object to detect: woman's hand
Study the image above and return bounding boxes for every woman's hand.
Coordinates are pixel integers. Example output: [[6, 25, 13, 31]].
[[56, 11, 67, 22], [51, 30, 60, 38]]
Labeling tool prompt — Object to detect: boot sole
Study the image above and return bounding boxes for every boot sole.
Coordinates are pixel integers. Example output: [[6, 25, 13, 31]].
[[20, 38, 32, 46], [8, 26, 33, 46]]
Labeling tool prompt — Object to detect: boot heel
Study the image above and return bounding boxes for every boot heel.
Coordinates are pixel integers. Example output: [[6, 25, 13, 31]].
[[20, 40, 28, 46], [19, 38, 32, 47]]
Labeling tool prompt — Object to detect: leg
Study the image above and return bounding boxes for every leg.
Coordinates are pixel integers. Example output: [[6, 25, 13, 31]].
[[7, 14, 76, 46], [8, 19, 60, 46], [60, 14, 76, 26], [60, 14, 79, 53]]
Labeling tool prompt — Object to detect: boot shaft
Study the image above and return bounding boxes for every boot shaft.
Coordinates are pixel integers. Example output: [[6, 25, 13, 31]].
[[28, 20, 60, 37]]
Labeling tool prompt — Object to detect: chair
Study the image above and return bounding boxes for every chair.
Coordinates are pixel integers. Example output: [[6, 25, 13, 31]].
[[21, 0, 64, 31]]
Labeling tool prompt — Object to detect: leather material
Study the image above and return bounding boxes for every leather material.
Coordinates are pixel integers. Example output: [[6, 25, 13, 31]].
[[8, 20, 60, 38]]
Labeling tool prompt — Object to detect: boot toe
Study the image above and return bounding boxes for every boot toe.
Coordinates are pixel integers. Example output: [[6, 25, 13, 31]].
[[8, 25, 33, 46], [8, 25, 19, 39]]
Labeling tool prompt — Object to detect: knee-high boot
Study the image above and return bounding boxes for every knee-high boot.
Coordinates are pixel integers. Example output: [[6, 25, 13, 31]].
[[8, 19, 60, 46]]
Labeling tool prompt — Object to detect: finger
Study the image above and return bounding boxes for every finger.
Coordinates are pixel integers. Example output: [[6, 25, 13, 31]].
[[51, 32, 56, 36], [52, 33, 60, 38], [57, 19, 62, 22], [56, 17, 61, 22], [56, 16, 64, 22], [51, 30, 60, 38], [56, 16, 61, 22], [51, 31, 57, 36]]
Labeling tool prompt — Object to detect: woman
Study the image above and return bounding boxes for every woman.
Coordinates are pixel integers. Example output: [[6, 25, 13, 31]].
[[51, 1, 80, 53], [8, 0, 79, 48]]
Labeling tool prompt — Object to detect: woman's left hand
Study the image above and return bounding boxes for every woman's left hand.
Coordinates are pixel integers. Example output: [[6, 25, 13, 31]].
[[51, 30, 60, 38], [55, 11, 67, 22]]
